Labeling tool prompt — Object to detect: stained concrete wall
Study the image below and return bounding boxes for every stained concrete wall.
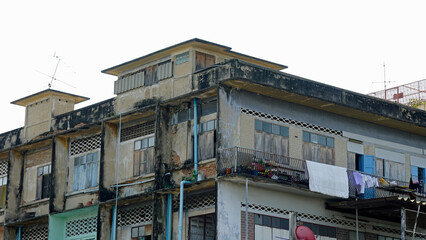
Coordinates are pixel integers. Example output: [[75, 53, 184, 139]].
[[217, 179, 400, 240], [218, 87, 426, 171], [101, 122, 117, 201], [5, 150, 22, 223], [52, 136, 68, 213]]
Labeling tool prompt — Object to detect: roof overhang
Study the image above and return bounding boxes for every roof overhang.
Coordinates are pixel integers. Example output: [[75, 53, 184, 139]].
[[193, 59, 426, 136], [326, 196, 426, 227], [101, 38, 287, 76], [11, 89, 89, 107]]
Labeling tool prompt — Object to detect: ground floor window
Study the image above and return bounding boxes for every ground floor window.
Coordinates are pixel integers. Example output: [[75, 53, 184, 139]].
[[131, 225, 152, 240], [189, 213, 216, 240], [254, 214, 289, 240]]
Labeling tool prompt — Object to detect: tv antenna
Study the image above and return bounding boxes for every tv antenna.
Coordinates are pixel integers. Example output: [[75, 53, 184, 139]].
[[34, 52, 76, 89], [49, 53, 61, 89], [372, 62, 395, 100]]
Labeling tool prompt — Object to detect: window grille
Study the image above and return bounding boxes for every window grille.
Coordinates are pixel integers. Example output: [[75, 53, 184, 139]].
[[121, 121, 155, 142], [173, 190, 216, 211], [0, 159, 7, 175], [70, 135, 101, 156], [241, 202, 360, 228], [241, 108, 343, 136], [65, 216, 98, 237], [117, 203, 153, 227], [21, 224, 48, 240]]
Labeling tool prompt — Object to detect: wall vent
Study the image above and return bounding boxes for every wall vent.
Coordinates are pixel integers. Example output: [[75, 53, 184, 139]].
[[65, 216, 97, 237], [21, 224, 48, 240], [120, 121, 155, 142], [70, 134, 101, 156], [241, 108, 343, 136], [117, 202, 153, 227]]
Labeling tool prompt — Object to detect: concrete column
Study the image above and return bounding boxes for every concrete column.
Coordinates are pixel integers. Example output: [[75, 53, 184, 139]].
[[289, 211, 297, 240]]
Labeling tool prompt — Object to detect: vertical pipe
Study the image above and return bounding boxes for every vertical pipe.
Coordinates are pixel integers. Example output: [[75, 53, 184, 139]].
[[166, 193, 172, 240], [194, 98, 198, 179], [16, 227, 21, 240], [401, 207, 406, 240], [111, 205, 116, 240], [179, 180, 191, 240], [245, 179, 248, 240], [356, 206, 359, 240], [112, 113, 122, 240]]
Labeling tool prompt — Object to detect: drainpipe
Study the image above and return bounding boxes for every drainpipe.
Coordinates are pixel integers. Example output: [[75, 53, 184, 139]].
[[111, 205, 117, 240], [111, 113, 122, 240], [193, 98, 198, 179], [16, 226, 21, 240], [178, 180, 191, 240], [166, 193, 172, 240], [178, 98, 199, 240]]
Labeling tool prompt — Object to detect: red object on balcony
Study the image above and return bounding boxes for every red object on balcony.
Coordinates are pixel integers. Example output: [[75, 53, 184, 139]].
[[295, 225, 316, 240]]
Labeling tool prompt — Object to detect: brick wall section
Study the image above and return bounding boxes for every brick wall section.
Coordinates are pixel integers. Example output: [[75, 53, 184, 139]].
[[25, 148, 51, 168], [366, 232, 378, 240], [336, 228, 349, 240], [241, 211, 255, 240], [199, 161, 216, 178]]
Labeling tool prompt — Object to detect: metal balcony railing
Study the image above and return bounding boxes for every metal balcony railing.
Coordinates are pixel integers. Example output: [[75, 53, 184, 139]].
[[218, 147, 309, 185], [347, 169, 423, 200]]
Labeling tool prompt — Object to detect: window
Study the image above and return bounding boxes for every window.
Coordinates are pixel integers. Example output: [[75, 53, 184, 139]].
[[0, 176, 6, 208], [157, 60, 173, 80], [176, 52, 189, 65], [171, 100, 217, 125], [302, 222, 336, 238], [131, 225, 152, 240], [144, 65, 158, 86], [254, 214, 289, 240], [196, 120, 216, 161], [349, 231, 365, 240], [196, 52, 215, 71], [302, 131, 334, 164], [37, 165, 51, 200], [378, 235, 400, 240], [73, 151, 99, 191], [134, 136, 155, 176], [189, 214, 215, 240], [411, 166, 425, 193], [376, 158, 405, 181], [254, 120, 289, 156]]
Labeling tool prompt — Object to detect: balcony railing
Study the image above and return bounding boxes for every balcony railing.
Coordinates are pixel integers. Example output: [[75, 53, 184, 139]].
[[219, 147, 426, 201], [347, 169, 426, 200], [218, 147, 309, 185]]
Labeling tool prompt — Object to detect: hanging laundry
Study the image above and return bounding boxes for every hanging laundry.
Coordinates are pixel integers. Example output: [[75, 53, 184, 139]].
[[349, 171, 379, 194]]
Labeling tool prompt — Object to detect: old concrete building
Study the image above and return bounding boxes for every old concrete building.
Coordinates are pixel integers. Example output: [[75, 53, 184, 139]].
[[0, 38, 425, 240]]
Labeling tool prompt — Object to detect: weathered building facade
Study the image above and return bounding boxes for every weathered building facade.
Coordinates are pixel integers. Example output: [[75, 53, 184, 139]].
[[0, 38, 425, 240]]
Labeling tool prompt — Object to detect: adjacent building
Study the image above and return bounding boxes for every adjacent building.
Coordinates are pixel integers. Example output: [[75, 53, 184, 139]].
[[0, 38, 425, 240]]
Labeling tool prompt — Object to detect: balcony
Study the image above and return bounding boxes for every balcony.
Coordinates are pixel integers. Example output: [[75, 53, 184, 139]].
[[218, 147, 309, 186], [219, 147, 426, 201], [347, 169, 426, 201]]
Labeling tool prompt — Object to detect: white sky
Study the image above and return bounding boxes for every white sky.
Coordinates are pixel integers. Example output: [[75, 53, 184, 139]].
[[1, 0, 426, 133]]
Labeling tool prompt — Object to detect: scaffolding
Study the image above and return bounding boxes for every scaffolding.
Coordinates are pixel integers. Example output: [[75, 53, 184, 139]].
[[369, 79, 426, 108]]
